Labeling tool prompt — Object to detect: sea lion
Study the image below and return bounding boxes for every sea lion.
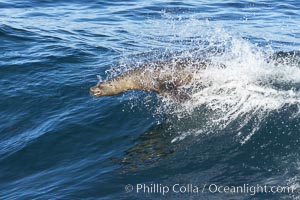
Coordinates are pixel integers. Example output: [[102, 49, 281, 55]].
[[90, 59, 207, 100]]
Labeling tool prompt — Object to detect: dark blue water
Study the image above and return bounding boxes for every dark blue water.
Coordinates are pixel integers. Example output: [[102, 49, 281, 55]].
[[1, 0, 300, 199]]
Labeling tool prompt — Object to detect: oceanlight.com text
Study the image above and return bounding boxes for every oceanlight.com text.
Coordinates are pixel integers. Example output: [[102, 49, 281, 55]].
[[124, 183, 295, 196]]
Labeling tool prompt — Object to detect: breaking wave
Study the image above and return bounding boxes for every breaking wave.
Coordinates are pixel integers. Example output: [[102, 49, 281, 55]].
[[106, 16, 300, 145]]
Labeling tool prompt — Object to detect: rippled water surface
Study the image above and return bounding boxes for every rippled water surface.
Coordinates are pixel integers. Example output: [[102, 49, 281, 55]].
[[1, 0, 300, 199]]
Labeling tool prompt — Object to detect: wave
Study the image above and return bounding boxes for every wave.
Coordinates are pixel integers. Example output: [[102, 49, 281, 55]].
[[107, 16, 300, 146], [168, 42, 299, 144]]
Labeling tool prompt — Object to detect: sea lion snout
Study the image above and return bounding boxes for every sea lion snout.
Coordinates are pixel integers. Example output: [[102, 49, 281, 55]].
[[90, 86, 99, 96], [90, 86, 102, 96], [90, 82, 118, 97]]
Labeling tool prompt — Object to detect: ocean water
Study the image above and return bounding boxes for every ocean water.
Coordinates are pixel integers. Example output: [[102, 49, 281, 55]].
[[1, 0, 300, 199]]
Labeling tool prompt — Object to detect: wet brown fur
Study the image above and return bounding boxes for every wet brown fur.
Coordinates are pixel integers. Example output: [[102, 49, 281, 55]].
[[90, 59, 205, 98]]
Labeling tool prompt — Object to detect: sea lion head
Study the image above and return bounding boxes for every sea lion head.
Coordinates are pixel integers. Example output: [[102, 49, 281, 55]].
[[90, 82, 119, 97]]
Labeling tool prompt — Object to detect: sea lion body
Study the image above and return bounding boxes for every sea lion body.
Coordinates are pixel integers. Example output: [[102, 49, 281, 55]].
[[90, 59, 205, 99]]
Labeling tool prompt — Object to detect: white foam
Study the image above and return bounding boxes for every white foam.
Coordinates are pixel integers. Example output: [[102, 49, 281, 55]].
[[167, 35, 300, 143], [116, 16, 300, 144]]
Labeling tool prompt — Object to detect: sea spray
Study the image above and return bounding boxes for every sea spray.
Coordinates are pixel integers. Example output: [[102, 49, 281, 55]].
[[107, 16, 300, 144]]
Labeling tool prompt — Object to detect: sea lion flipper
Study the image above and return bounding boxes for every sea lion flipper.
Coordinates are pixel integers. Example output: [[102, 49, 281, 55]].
[[159, 81, 190, 102], [170, 88, 190, 102], [158, 81, 176, 92]]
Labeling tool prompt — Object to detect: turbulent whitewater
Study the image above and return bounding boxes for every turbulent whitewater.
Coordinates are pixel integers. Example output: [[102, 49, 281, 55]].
[[1, 0, 300, 199]]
